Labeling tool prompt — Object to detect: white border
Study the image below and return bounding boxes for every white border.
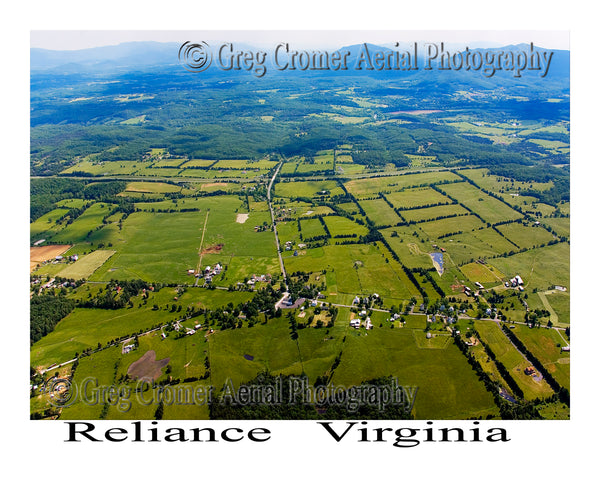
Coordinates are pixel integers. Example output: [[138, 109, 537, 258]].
[[5, 0, 598, 477]]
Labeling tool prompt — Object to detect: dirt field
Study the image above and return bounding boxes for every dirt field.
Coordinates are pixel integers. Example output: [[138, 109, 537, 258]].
[[201, 244, 224, 255], [201, 182, 228, 190], [127, 350, 170, 381], [30, 245, 72, 272], [236, 213, 249, 223]]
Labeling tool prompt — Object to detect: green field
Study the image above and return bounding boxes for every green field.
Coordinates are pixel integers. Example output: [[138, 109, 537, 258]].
[[401, 204, 468, 223], [331, 326, 498, 419], [386, 187, 450, 209], [511, 324, 570, 389], [30, 207, 71, 240], [55, 250, 116, 280], [323, 215, 369, 237], [274, 180, 343, 198], [358, 198, 401, 226], [284, 243, 417, 300], [300, 218, 327, 240], [50, 203, 115, 244], [474, 321, 554, 400], [496, 223, 556, 249], [345, 171, 462, 197], [488, 242, 569, 291], [438, 182, 523, 224]]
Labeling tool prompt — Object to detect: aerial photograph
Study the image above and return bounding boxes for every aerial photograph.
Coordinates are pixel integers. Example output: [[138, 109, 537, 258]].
[[29, 31, 570, 421]]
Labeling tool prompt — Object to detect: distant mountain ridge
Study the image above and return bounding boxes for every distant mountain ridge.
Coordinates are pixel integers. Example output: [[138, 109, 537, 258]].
[[31, 40, 569, 88]]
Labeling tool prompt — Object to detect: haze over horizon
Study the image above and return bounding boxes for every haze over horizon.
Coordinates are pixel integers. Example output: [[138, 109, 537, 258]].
[[30, 30, 570, 52]]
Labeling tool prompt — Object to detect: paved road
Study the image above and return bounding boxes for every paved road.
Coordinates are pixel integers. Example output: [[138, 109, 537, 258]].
[[267, 160, 288, 291]]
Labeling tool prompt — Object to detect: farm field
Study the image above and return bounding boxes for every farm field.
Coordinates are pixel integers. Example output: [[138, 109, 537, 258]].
[[331, 326, 498, 419], [323, 215, 369, 237], [358, 198, 401, 226], [511, 325, 570, 389], [474, 320, 554, 400], [488, 242, 570, 292], [386, 187, 451, 209], [29, 47, 570, 422], [300, 218, 327, 240], [30, 244, 72, 272], [438, 182, 523, 224], [284, 243, 416, 300], [344, 171, 462, 197], [401, 204, 469, 223], [496, 222, 556, 249], [274, 180, 343, 198], [52, 250, 116, 280]]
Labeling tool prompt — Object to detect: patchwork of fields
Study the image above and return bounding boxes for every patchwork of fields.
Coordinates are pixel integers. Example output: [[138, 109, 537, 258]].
[[31, 159, 569, 421]]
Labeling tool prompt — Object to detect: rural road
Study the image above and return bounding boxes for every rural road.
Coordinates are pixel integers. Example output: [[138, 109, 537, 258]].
[[267, 160, 288, 291]]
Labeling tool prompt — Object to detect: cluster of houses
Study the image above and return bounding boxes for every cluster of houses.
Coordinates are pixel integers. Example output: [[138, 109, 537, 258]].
[[505, 275, 524, 291], [427, 313, 457, 325], [283, 241, 306, 253], [352, 293, 379, 306], [188, 263, 223, 282], [32, 277, 77, 292], [350, 314, 372, 330], [246, 273, 272, 286]]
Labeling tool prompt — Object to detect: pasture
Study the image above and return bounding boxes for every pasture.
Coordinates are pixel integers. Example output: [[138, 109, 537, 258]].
[[54, 250, 116, 280], [50, 203, 115, 244], [488, 242, 569, 292], [438, 182, 522, 224], [401, 204, 469, 223], [358, 199, 401, 226], [474, 320, 554, 400], [496, 223, 556, 249], [323, 215, 369, 237], [386, 187, 450, 209], [331, 326, 498, 419], [30, 208, 71, 240], [284, 243, 417, 300], [511, 325, 570, 389], [300, 218, 327, 239], [274, 180, 343, 198], [344, 171, 461, 197]]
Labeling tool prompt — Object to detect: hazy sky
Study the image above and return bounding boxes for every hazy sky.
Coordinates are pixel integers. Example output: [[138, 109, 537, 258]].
[[30, 30, 570, 51]]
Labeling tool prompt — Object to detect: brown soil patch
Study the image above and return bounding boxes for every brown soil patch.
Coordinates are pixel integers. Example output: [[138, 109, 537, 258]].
[[30, 245, 72, 271], [202, 182, 228, 190], [127, 350, 170, 381], [201, 243, 224, 255]]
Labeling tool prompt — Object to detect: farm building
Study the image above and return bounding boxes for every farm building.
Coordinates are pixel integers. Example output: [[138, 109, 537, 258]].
[[350, 318, 361, 329]]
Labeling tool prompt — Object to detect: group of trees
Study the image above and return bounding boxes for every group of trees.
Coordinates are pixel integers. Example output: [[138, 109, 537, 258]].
[[30, 295, 75, 344]]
